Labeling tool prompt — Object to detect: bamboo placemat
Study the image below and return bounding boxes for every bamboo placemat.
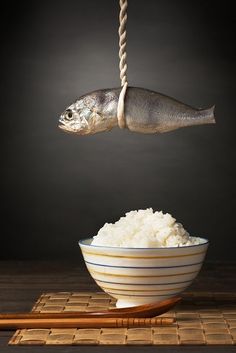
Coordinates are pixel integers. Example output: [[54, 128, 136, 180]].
[[9, 291, 236, 345]]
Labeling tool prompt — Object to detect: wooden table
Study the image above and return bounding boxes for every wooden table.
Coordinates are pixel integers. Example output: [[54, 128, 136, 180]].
[[0, 260, 236, 353]]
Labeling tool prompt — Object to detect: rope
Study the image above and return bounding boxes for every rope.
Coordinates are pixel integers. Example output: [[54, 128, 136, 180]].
[[117, 0, 128, 129]]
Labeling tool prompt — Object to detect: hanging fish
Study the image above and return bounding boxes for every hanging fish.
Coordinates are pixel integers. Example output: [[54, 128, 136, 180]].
[[58, 87, 215, 135]]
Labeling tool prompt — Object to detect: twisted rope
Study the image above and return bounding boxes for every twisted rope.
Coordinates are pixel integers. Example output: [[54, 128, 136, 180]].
[[117, 0, 128, 129]]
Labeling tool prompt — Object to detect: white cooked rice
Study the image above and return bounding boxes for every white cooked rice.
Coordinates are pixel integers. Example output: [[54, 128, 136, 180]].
[[91, 208, 205, 248]]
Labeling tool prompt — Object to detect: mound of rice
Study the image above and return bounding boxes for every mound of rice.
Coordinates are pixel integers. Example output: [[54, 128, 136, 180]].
[[91, 208, 204, 248]]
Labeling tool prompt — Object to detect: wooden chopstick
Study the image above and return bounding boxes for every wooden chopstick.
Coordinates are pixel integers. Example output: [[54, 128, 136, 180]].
[[0, 312, 157, 319], [0, 312, 148, 319], [0, 317, 174, 330]]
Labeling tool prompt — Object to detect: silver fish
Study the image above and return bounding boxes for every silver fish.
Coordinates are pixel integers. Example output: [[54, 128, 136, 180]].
[[58, 87, 215, 135]]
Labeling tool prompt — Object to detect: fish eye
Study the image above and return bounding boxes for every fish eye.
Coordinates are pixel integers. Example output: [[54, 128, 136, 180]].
[[65, 110, 73, 120]]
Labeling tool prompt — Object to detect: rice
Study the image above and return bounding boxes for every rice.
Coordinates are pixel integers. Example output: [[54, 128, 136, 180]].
[[91, 208, 205, 248]]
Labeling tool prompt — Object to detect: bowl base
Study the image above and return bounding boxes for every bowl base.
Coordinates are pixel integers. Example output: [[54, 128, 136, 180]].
[[115, 298, 162, 308], [116, 299, 138, 308]]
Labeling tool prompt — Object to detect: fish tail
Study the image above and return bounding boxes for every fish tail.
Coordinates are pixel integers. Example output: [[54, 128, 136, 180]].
[[199, 105, 216, 124]]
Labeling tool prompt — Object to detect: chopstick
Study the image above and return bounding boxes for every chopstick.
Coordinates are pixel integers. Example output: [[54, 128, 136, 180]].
[[0, 317, 174, 330]]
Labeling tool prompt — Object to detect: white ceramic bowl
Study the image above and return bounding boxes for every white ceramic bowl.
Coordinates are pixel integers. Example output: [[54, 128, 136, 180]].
[[79, 238, 209, 308]]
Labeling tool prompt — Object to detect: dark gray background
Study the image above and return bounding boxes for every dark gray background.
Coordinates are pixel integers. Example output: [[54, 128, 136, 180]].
[[1, 0, 235, 260]]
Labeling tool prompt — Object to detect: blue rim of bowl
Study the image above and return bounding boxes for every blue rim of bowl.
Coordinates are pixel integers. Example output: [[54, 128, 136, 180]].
[[78, 237, 209, 250]]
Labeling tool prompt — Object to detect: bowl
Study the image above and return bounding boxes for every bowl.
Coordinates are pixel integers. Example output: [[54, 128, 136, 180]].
[[79, 238, 209, 308]]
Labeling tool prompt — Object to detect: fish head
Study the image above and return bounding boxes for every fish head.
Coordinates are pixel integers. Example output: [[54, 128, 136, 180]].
[[58, 96, 99, 135], [59, 90, 118, 135]]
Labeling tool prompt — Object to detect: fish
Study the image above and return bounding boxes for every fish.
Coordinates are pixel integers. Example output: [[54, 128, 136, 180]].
[[58, 87, 215, 135]]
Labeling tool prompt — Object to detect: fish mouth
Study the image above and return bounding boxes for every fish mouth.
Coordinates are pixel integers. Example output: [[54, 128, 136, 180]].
[[59, 114, 90, 134], [58, 123, 76, 133], [58, 116, 76, 132], [58, 122, 89, 135]]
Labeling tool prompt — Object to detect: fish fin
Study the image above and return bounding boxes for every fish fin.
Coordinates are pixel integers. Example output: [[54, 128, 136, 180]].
[[200, 105, 216, 124]]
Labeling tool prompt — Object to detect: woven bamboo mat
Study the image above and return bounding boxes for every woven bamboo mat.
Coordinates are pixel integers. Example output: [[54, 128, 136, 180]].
[[9, 291, 236, 345]]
